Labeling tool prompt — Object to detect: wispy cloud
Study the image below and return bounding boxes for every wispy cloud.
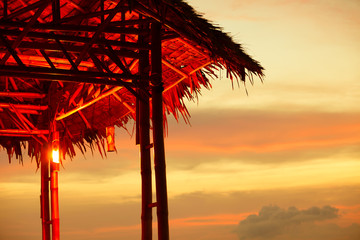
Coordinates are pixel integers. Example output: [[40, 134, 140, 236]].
[[166, 110, 360, 167]]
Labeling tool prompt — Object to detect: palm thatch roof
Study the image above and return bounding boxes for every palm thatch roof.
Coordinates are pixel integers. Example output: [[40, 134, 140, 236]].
[[0, 0, 264, 164]]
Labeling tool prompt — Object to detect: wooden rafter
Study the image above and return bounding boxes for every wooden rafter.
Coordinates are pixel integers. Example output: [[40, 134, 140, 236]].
[[0, 103, 48, 111], [73, 0, 126, 68], [56, 86, 125, 121], [0, 129, 49, 135], [53, 34, 79, 70], [3, 0, 8, 18], [162, 60, 187, 78], [103, 44, 131, 74], [0, 29, 150, 50], [0, 21, 143, 35], [3, 0, 47, 20], [3, 40, 139, 59], [0, 1, 50, 64], [0, 34, 25, 67], [0, 92, 46, 98], [164, 61, 212, 93], [52, 0, 60, 22], [66, 0, 86, 14], [9, 104, 47, 141], [0, 65, 140, 87]]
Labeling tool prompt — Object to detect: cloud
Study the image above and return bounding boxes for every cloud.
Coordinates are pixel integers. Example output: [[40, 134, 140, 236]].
[[165, 109, 360, 168], [236, 205, 360, 240]]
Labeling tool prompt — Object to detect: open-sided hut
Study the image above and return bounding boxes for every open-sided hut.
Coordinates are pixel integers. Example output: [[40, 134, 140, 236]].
[[0, 0, 264, 239]]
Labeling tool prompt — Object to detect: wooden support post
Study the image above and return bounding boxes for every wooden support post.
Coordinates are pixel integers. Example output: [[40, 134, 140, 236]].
[[151, 21, 170, 240], [139, 21, 152, 240], [50, 161, 60, 240], [40, 143, 51, 240], [52, 0, 60, 22]]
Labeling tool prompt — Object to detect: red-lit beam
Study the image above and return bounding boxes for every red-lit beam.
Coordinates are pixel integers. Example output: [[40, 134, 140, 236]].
[[55, 86, 124, 121], [0, 29, 150, 50], [0, 92, 46, 98], [0, 22, 143, 35], [0, 103, 48, 111], [0, 1, 50, 65], [1, 40, 140, 59], [0, 129, 49, 135]]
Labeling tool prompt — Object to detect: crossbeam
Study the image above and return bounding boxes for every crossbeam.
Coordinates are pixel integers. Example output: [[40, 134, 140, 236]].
[[2, 40, 140, 59], [0, 65, 140, 86], [56, 86, 124, 121], [0, 21, 144, 35], [0, 129, 49, 135], [0, 29, 150, 50], [0, 103, 48, 111], [0, 92, 46, 98]]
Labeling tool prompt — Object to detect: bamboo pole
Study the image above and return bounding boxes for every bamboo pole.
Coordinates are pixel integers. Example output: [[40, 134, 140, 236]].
[[139, 19, 152, 240], [50, 128, 60, 240], [40, 143, 51, 240], [50, 161, 60, 240], [151, 21, 170, 240]]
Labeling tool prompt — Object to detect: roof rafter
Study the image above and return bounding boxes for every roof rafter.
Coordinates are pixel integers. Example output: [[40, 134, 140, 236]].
[[0, 1, 50, 65], [0, 92, 46, 98], [1, 40, 139, 59], [73, 0, 127, 68], [0, 65, 141, 85], [0, 129, 49, 135], [164, 61, 213, 93], [2, 0, 47, 20], [56, 85, 125, 121], [0, 29, 150, 50], [0, 21, 144, 35]]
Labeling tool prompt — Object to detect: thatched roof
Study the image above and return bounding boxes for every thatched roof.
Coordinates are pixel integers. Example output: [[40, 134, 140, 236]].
[[0, 0, 264, 164]]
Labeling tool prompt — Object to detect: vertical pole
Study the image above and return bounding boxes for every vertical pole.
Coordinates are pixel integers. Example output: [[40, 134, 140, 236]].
[[139, 17, 152, 240], [3, 0, 7, 18], [52, 0, 60, 22], [50, 161, 60, 240], [151, 21, 170, 240], [40, 143, 51, 240]]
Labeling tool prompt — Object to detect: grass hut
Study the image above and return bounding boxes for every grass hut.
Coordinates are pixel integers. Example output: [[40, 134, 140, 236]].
[[0, 0, 264, 239]]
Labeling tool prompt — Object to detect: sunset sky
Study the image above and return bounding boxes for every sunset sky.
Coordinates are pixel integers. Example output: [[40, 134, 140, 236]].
[[1, 0, 360, 240]]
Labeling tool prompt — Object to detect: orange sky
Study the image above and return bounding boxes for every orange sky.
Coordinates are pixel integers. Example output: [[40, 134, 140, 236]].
[[1, 0, 360, 240]]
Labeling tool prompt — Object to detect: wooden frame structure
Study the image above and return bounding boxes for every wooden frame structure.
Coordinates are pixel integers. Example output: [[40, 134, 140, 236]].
[[0, 1, 264, 240]]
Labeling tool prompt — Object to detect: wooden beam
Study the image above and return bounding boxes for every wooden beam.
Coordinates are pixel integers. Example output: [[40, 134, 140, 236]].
[[164, 61, 212, 93], [0, 65, 141, 86], [162, 59, 187, 78], [66, 0, 86, 14], [73, 0, 126, 68], [55, 86, 124, 121], [40, 49, 56, 69], [0, 129, 49, 135], [151, 21, 170, 240], [53, 34, 79, 71], [40, 143, 51, 240], [0, 22, 143, 35], [0, 103, 48, 111], [3, 0, 7, 18], [57, 8, 116, 24], [8, 40, 140, 59], [4, 0, 47, 20], [138, 19, 152, 240], [52, 0, 60, 22], [0, 29, 150, 50], [103, 44, 131, 74], [8, 104, 48, 141], [0, 34, 25, 67], [0, 1, 50, 64], [0, 92, 46, 98]]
